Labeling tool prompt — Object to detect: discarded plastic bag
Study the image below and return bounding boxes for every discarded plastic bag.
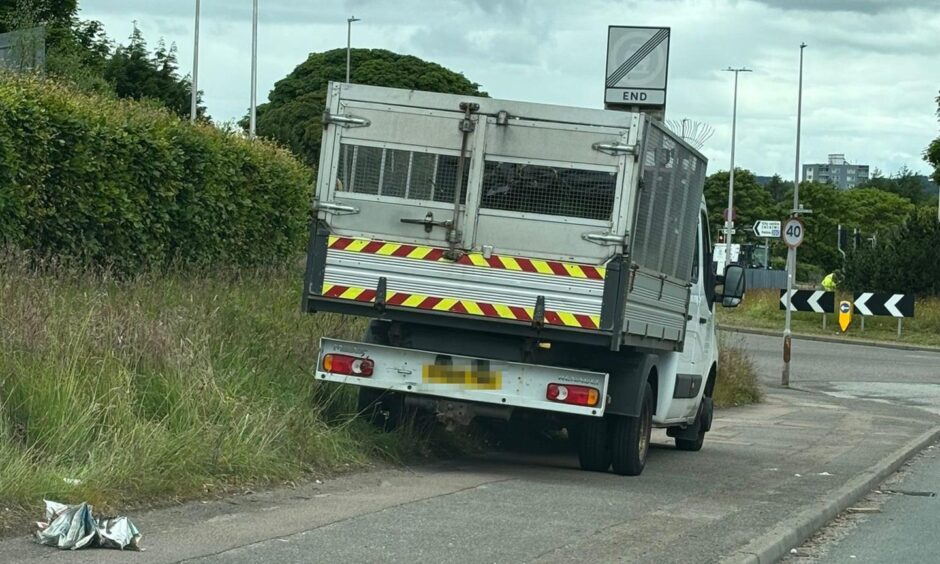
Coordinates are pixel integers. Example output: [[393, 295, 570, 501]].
[[35, 500, 141, 551]]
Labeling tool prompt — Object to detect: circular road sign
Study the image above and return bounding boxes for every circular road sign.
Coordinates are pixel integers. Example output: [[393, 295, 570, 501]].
[[782, 217, 805, 248]]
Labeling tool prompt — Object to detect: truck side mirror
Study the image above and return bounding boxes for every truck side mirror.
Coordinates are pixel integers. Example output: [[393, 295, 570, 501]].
[[715, 264, 746, 308]]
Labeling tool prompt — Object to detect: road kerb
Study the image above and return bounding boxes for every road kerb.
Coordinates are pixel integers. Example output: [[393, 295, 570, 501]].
[[720, 426, 940, 564], [720, 325, 940, 353]]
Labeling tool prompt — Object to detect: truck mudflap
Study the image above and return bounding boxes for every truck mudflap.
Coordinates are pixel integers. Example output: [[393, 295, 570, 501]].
[[315, 338, 609, 417]]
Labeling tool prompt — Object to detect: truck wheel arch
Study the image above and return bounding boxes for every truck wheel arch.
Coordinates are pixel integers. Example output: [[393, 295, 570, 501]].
[[605, 353, 660, 418], [704, 363, 717, 398]]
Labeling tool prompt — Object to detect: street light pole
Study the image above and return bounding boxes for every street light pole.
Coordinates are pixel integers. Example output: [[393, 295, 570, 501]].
[[190, 0, 200, 123], [783, 42, 807, 388], [346, 16, 360, 83], [723, 67, 752, 274], [249, 0, 259, 138]]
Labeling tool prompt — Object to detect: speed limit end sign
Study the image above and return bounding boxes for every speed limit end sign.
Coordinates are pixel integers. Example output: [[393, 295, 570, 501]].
[[782, 217, 805, 248]]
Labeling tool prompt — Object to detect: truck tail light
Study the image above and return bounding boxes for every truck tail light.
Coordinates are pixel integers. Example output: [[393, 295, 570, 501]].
[[322, 353, 374, 377], [546, 383, 599, 407]]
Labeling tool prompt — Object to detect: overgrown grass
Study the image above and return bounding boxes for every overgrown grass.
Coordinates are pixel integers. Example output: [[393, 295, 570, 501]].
[[0, 253, 469, 522], [718, 289, 940, 348], [714, 336, 764, 408]]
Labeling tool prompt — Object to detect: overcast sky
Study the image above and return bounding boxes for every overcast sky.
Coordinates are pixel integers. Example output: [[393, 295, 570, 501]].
[[79, 0, 939, 179]]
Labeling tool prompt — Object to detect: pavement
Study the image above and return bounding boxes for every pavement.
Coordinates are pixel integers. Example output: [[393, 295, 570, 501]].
[[785, 442, 940, 563], [1, 335, 938, 563]]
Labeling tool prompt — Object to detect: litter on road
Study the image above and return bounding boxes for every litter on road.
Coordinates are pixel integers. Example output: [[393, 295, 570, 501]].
[[35, 500, 141, 551]]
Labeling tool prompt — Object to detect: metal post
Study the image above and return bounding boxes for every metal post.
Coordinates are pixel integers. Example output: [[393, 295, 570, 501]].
[[898, 318, 902, 339], [765, 238, 770, 269], [861, 316, 865, 331], [783, 43, 806, 388], [249, 0, 258, 138], [723, 67, 752, 274], [822, 313, 827, 330], [190, 0, 200, 123], [346, 16, 360, 84]]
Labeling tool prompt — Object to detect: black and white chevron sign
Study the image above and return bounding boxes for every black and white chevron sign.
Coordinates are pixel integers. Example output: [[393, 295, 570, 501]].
[[778, 290, 835, 313], [853, 293, 914, 318]]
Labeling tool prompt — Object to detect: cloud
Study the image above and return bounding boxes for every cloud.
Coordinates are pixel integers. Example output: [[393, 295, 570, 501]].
[[78, 0, 940, 177]]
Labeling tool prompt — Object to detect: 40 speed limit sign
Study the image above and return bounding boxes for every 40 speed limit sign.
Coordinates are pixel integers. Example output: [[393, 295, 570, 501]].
[[782, 217, 805, 248]]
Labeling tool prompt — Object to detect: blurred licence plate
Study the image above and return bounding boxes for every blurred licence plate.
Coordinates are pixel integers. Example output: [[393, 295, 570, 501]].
[[422, 365, 502, 390]]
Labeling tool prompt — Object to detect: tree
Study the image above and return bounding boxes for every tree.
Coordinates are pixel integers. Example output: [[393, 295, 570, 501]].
[[103, 26, 204, 119], [857, 166, 927, 204], [703, 169, 779, 244], [927, 90, 940, 186], [764, 174, 791, 203], [844, 208, 940, 296], [253, 48, 486, 166], [0, 0, 75, 33]]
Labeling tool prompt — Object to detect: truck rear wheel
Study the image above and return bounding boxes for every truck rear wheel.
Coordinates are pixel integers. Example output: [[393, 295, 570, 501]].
[[577, 417, 611, 472], [610, 382, 652, 476]]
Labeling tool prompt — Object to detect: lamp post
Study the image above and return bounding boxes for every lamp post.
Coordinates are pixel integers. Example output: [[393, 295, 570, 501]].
[[190, 0, 200, 123], [249, 0, 259, 138], [723, 66, 752, 273], [782, 42, 807, 387], [346, 16, 360, 83]]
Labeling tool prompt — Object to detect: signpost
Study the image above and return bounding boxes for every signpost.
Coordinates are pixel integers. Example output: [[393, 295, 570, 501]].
[[778, 290, 834, 313], [753, 220, 781, 268], [838, 301, 852, 332], [753, 220, 781, 238], [782, 217, 805, 248], [604, 26, 670, 119], [854, 292, 915, 337]]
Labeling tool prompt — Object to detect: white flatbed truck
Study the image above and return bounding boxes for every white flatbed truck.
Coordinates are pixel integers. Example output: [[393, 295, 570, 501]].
[[303, 83, 745, 476]]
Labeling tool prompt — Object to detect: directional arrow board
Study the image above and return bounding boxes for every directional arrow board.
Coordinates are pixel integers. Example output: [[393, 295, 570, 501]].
[[853, 293, 914, 318], [779, 290, 835, 313], [604, 26, 670, 107], [753, 220, 781, 238]]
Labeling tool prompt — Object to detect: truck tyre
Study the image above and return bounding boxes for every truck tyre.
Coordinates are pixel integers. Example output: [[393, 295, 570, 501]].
[[675, 400, 708, 452], [610, 382, 653, 476], [577, 417, 611, 472]]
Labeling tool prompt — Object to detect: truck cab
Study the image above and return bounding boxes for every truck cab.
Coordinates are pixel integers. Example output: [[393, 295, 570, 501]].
[[303, 83, 745, 476]]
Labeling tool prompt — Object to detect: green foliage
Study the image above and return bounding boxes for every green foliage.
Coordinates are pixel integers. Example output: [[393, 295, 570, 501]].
[[714, 336, 763, 408], [0, 0, 75, 33], [857, 166, 933, 205], [927, 91, 940, 186], [254, 48, 486, 165], [103, 25, 204, 120], [0, 76, 311, 272], [704, 168, 780, 243], [843, 208, 940, 296], [0, 258, 468, 513]]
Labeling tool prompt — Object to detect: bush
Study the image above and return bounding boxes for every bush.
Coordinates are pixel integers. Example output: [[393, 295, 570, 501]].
[[0, 75, 312, 273], [714, 336, 764, 408]]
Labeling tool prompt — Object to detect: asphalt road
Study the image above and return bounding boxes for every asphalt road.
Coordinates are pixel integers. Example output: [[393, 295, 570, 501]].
[[2, 335, 938, 564], [728, 332, 940, 413]]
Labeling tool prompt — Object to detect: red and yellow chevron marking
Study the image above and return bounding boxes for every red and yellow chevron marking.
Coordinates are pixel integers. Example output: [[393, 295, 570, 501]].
[[321, 283, 600, 330], [327, 236, 605, 280]]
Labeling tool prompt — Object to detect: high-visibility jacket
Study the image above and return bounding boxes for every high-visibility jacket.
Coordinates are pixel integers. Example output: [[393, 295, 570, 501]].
[[821, 273, 837, 291]]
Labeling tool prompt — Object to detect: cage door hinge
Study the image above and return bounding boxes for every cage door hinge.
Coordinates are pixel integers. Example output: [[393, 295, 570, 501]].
[[322, 111, 371, 128], [314, 201, 360, 215], [592, 141, 637, 157], [582, 232, 628, 246]]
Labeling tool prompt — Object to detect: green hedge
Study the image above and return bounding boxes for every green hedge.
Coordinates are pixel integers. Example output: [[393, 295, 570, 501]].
[[0, 76, 312, 272]]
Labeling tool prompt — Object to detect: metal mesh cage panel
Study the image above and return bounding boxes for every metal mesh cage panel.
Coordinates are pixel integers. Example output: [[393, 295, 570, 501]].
[[632, 123, 706, 282], [337, 144, 467, 203], [480, 161, 615, 221]]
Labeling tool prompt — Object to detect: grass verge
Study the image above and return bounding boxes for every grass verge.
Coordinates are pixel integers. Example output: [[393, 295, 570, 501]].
[[718, 289, 940, 348], [0, 253, 475, 534], [714, 336, 764, 408]]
